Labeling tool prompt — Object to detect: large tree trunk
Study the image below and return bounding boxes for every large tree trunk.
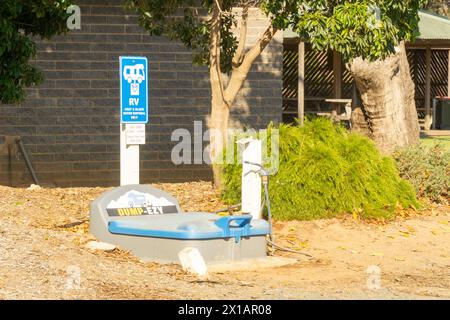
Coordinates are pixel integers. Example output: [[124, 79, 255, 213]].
[[349, 42, 420, 154]]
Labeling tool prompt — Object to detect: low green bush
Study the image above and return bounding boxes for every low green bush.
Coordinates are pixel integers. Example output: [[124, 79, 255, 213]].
[[220, 118, 418, 221], [393, 143, 450, 202]]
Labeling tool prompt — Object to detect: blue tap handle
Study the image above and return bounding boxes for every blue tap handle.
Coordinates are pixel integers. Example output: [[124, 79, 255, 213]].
[[214, 215, 252, 242]]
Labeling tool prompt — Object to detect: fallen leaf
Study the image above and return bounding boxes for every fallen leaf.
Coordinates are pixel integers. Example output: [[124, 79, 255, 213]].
[[399, 232, 410, 238], [370, 252, 384, 257], [406, 226, 416, 233]]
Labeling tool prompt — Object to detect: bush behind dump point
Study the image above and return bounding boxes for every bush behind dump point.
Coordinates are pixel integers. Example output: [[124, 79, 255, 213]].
[[220, 118, 418, 221]]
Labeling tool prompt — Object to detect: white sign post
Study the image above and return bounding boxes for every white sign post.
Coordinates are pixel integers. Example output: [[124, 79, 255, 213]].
[[119, 56, 148, 186], [120, 124, 141, 186], [237, 138, 262, 219]]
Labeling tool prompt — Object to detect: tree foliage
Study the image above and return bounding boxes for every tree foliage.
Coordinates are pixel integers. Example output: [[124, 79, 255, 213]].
[[126, 0, 239, 72], [127, 0, 427, 70], [263, 0, 427, 61], [0, 0, 72, 104]]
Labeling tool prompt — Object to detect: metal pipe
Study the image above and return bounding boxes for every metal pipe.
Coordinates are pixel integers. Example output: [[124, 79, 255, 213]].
[[212, 204, 241, 214], [16, 138, 39, 185]]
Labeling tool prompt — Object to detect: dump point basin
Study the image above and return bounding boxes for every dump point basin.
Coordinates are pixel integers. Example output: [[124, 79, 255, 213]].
[[90, 185, 269, 264]]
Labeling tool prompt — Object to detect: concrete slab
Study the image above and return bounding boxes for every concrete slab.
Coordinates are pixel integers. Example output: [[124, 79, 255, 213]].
[[421, 130, 450, 137], [207, 256, 298, 273]]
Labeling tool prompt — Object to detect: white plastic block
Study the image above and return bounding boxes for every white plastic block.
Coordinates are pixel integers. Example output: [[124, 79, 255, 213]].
[[178, 247, 209, 280]]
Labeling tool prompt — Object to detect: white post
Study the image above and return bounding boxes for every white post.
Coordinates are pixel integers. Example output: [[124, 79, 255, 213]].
[[237, 138, 262, 219], [120, 124, 140, 186]]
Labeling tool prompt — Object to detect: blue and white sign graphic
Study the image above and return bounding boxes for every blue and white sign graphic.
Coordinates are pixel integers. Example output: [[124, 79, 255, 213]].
[[120, 56, 148, 123]]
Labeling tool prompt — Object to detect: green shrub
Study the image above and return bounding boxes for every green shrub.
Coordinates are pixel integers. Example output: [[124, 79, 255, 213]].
[[393, 143, 450, 202], [220, 118, 418, 221]]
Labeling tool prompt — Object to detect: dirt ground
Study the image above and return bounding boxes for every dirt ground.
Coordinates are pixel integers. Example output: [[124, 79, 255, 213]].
[[0, 182, 449, 300]]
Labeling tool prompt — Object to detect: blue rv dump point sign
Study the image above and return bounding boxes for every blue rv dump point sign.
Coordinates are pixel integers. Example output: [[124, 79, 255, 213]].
[[120, 56, 148, 124]]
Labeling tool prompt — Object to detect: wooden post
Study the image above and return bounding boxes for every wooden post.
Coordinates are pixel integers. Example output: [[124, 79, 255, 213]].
[[448, 50, 450, 97], [424, 46, 432, 130], [333, 51, 343, 114], [298, 41, 305, 125]]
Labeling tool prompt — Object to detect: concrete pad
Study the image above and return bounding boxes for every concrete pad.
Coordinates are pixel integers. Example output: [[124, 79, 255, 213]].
[[207, 256, 298, 273], [85, 240, 116, 252]]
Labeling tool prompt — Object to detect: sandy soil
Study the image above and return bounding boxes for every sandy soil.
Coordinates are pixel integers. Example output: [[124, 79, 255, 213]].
[[0, 182, 449, 299]]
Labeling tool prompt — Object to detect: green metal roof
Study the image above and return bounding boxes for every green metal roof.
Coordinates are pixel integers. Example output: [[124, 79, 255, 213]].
[[417, 10, 450, 40], [284, 10, 450, 41]]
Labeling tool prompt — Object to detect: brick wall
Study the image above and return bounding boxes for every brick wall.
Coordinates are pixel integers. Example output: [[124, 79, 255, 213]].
[[0, 0, 282, 187]]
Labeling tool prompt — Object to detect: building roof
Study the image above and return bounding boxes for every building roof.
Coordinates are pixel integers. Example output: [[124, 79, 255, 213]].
[[417, 10, 450, 40], [284, 10, 450, 41]]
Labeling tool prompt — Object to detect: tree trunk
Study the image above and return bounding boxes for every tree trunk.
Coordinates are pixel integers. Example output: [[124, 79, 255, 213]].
[[349, 42, 420, 154], [209, 93, 230, 189], [208, 2, 228, 189]]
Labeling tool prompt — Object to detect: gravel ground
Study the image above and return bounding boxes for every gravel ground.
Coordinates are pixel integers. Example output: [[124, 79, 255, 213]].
[[0, 183, 449, 299]]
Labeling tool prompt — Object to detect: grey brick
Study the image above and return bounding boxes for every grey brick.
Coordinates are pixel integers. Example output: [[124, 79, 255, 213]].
[[160, 62, 193, 71], [160, 43, 187, 53], [74, 89, 108, 97], [81, 15, 107, 24], [72, 70, 108, 79], [91, 80, 118, 88], [91, 24, 125, 34], [55, 43, 90, 52], [36, 144, 72, 153], [56, 98, 92, 107], [72, 144, 107, 153], [56, 61, 90, 70], [149, 71, 177, 80], [54, 153, 90, 161], [90, 61, 116, 70], [57, 80, 91, 89], [45, 71, 74, 80], [127, 43, 160, 52], [73, 162, 108, 171], [106, 15, 139, 25], [90, 5, 125, 15], [107, 34, 141, 43], [90, 43, 126, 51], [125, 25, 145, 34]]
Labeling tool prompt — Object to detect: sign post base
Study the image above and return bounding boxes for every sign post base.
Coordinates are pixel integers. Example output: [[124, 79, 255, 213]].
[[120, 124, 140, 186]]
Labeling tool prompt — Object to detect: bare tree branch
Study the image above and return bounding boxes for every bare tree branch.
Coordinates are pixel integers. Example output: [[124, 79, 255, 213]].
[[232, 5, 249, 68], [224, 24, 278, 105], [209, 1, 225, 100]]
